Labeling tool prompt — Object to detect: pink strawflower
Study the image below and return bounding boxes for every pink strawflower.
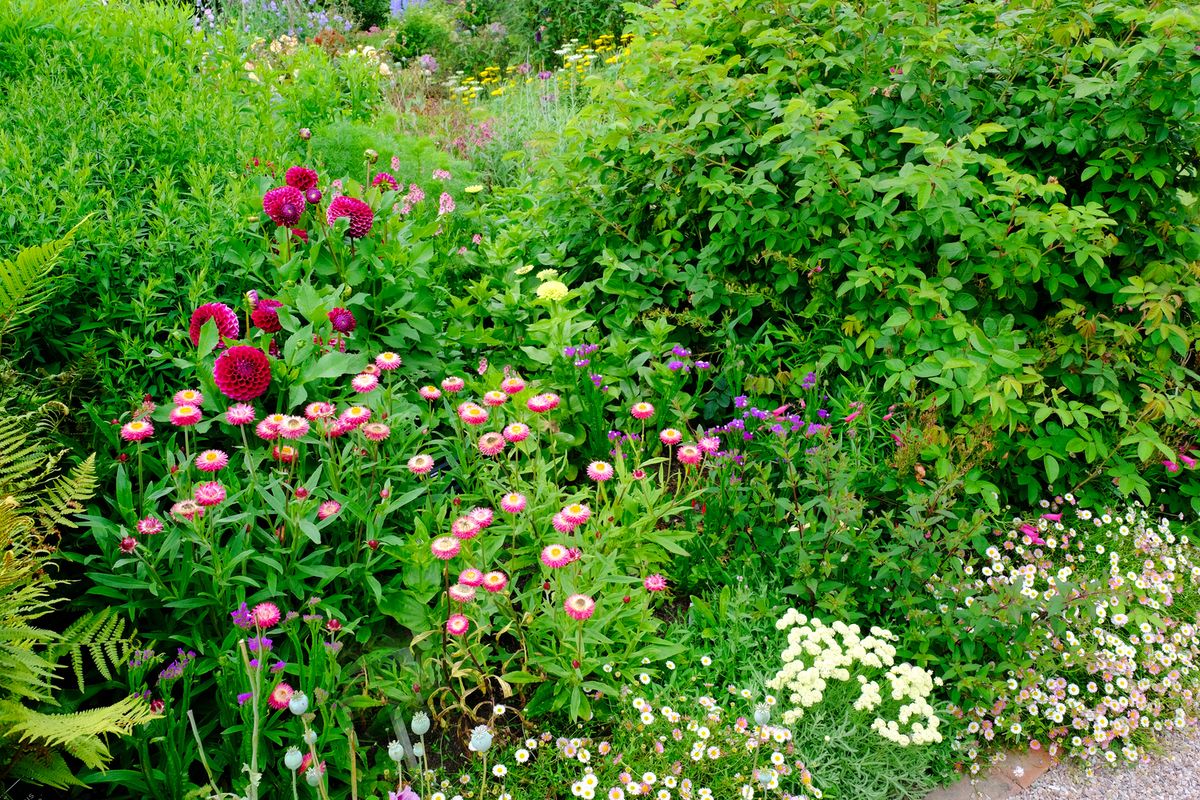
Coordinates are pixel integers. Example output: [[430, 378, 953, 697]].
[[451, 516, 481, 541], [340, 406, 371, 428], [676, 445, 702, 465], [278, 416, 310, 439], [458, 403, 489, 425], [659, 428, 683, 445], [478, 432, 505, 457], [527, 393, 560, 413], [118, 535, 137, 554], [632, 469, 647, 480], [441, 376, 466, 393], [326, 196, 374, 238], [446, 614, 470, 636], [226, 403, 257, 425], [408, 454, 434, 475], [482, 390, 507, 407], [273, 445, 297, 463], [252, 602, 282, 627], [419, 385, 442, 401], [170, 405, 202, 427], [500, 377, 526, 395], [448, 584, 476, 603], [552, 512, 575, 534], [317, 501, 341, 520], [482, 571, 508, 593], [500, 493, 527, 514], [136, 517, 164, 536], [196, 449, 229, 471], [459, 567, 484, 586], [631, 402, 655, 420], [174, 389, 204, 406], [431, 536, 460, 560], [305, 402, 336, 420], [170, 499, 204, 521], [372, 171, 399, 191], [194, 481, 227, 507], [564, 594, 596, 622], [361, 422, 390, 442], [263, 186, 306, 227], [541, 544, 572, 568], [120, 420, 154, 442], [285, 166, 319, 191], [255, 420, 279, 441], [352, 373, 379, 393], [213, 345, 272, 401], [376, 352, 402, 370], [267, 682, 294, 710], [467, 507, 494, 528], [502, 423, 530, 443], [644, 574, 667, 592], [698, 436, 720, 454], [586, 461, 614, 482], [562, 503, 591, 526]]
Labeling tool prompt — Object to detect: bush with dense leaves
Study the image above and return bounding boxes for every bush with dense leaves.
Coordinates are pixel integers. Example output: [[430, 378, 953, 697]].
[[518, 0, 1200, 511]]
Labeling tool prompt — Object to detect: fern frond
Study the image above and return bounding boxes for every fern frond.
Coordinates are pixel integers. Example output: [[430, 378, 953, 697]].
[[0, 217, 88, 341], [36, 453, 96, 529], [48, 609, 133, 691], [3, 749, 84, 789], [0, 695, 158, 770]]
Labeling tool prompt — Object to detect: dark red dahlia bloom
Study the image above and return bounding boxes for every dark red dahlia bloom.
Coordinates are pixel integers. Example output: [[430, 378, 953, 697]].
[[285, 166, 319, 191], [291, 228, 308, 243], [328, 307, 357, 333], [372, 171, 399, 191], [263, 186, 306, 227], [251, 298, 284, 333], [213, 345, 272, 401], [189, 302, 240, 348], [326, 196, 373, 239]]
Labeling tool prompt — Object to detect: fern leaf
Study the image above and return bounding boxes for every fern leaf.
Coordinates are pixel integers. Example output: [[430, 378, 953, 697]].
[[48, 609, 133, 692], [3, 749, 84, 790], [0, 695, 158, 770], [36, 453, 96, 529], [0, 217, 88, 340]]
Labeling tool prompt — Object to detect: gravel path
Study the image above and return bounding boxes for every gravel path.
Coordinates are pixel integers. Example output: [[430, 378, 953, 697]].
[[1014, 726, 1200, 800]]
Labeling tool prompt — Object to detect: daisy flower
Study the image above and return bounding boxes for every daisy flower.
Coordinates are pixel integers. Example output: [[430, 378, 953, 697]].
[[340, 406, 371, 428], [631, 402, 655, 420], [408, 454, 434, 475], [225, 404, 257, 425], [478, 432, 506, 456], [482, 390, 507, 407], [562, 503, 591, 525], [170, 405, 202, 427], [541, 544, 572, 568], [676, 445, 702, 465], [194, 482, 227, 506], [468, 507, 494, 528], [361, 422, 391, 442], [376, 352, 402, 370], [459, 567, 484, 586], [565, 593, 596, 621], [317, 501, 341, 520], [431, 536, 461, 560], [441, 376, 466, 393], [136, 517, 164, 535], [659, 428, 683, 445], [482, 571, 508, 592], [304, 402, 335, 420], [352, 373, 379, 393], [458, 403, 489, 425], [278, 416, 310, 439], [196, 450, 229, 471], [586, 461, 614, 481], [500, 492, 527, 514], [449, 584, 477, 603], [267, 682, 294, 710], [446, 614, 470, 635], [500, 377, 526, 395], [174, 389, 203, 406], [418, 385, 442, 401], [527, 393, 560, 413], [120, 420, 154, 441], [503, 423, 530, 442]]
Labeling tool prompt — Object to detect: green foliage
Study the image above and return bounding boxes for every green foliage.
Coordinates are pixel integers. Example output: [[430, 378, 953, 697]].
[[344, 0, 390, 30], [310, 114, 466, 183], [495, 0, 631, 61], [526, 0, 1200, 510], [389, 7, 453, 62], [0, 220, 86, 349]]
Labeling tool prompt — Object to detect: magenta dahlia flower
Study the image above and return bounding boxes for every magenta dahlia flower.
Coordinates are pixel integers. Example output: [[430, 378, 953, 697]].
[[285, 166, 319, 191], [189, 302, 240, 348], [328, 307, 357, 333], [372, 171, 399, 190], [120, 420, 154, 442], [564, 594, 596, 622], [263, 186, 306, 227], [251, 298, 284, 333], [213, 345, 272, 401], [459, 567, 484, 586], [326, 196, 373, 238]]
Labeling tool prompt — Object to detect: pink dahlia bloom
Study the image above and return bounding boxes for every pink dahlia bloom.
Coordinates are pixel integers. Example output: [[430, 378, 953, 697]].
[[284, 166, 319, 191], [408, 454, 434, 475], [458, 403, 488, 425], [361, 422, 391, 442], [225, 403, 256, 426], [170, 405, 202, 427], [340, 406, 371, 428], [676, 445, 702, 465], [500, 493, 526, 514], [136, 516, 164, 536], [376, 352, 402, 371], [527, 393, 560, 413], [326, 196, 374, 238], [541, 544, 572, 568], [502, 423, 530, 443], [478, 432, 505, 457], [317, 500, 341, 520], [458, 567, 484, 586], [196, 449, 229, 471], [352, 373, 379, 393], [644, 574, 667, 592], [194, 481, 227, 507], [500, 377, 526, 395], [561, 503, 591, 526], [263, 186, 306, 227], [450, 516, 481, 541], [372, 171, 399, 190], [482, 390, 507, 407], [251, 298, 284, 333], [419, 385, 442, 401], [278, 416, 310, 439], [252, 601, 282, 627], [213, 345, 272, 401], [120, 420, 154, 442], [564, 594, 596, 622], [305, 402, 335, 420], [659, 428, 683, 445], [431, 536, 460, 560], [482, 571, 508, 593], [328, 307, 357, 333], [189, 302, 240, 348], [174, 389, 204, 406], [631, 402, 655, 420], [586, 461, 614, 482], [441, 376, 466, 393], [448, 583, 476, 603], [446, 614, 470, 636], [468, 506, 494, 528], [267, 682, 294, 710]]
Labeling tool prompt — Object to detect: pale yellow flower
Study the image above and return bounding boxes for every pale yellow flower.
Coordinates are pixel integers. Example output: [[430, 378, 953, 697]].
[[536, 280, 569, 301]]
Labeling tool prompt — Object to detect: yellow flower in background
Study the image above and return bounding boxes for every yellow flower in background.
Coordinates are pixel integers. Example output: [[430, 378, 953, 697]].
[[515, 264, 534, 275], [536, 268, 559, 280], [465, 185, 484, 194], [536, 280, 569, 301]]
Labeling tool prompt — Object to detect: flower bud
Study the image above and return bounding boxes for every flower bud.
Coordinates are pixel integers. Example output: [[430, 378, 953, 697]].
[[305, 188, 322, 204], [364, 148, 379, 164], [299, 127, 312, 140], [284, 747, 303, 770], [411, 711, 430, 736]]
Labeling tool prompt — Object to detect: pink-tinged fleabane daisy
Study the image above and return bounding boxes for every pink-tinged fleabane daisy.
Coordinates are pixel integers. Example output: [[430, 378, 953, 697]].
[[278, 416, 310, 439], [251, 298, 284, 333], [431, 536, 461, 560], [631, 402, 655, 420], [442, 376, 466, 393], [272, 445, 298, 463], [196, 449, 229, 472], [213, 345, 272, 401], [189, 302, 240, 348], [352, 373, 379, 393], [586, 461, 614, 482], [459, 567, 484, 586], [119, 536, 137, 554], [120, 420, 154, 442], [418, 385, 442, 401], [541, 544, 572, 568], [252, 601, 282, 627], [372, 171, 399, 191], [263, 186, 306, 227], [458, 403, 489, 425], [446, 614, 470, 636], [552, 512, 577, 534], [698, 436, 720, 454], [284, 165, 319, 191], [564, 594, 596, 621], [255, 420, 280, 441], [174, 389, 204, 406], [267, 682, 294, 710], [482, 390, 507, 407], [226, 403, 257, 426], [170, 499, 204, 521], [361, 422, 390, 442], [644, 574, 667, 592], [194, 482, 227, 507], [136, 516, 164, 536], [326, 195, 374, 238], [527, 393, 560, 413], [376, 352, 402, 371], [562, 503, 592, 526], [448, 583, 476, 603], [478, 432, 505, 456], [676, 445, 702, 465], [451, 516, 481, 541], [305, 402, 335, 420], [659, 428, 683, 445], [468, 507, 494, 528], [340, 406, 371, 428], [407, 454, 434, 475], [170, 405, 202, 427], [500, 492, 527, 514], [500, 376, 526, 395], [482, 571, 508, 593]]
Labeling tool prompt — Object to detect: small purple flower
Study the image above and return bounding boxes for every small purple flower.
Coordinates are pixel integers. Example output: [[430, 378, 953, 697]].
[[802, 371, 817, 389], [817, 409, 829, 419], [231, 603, 253, 629], [574, 359, 590, 367], [237, 692, 253, 705], [667, 360, 685, 371], [270, 660, 287, 673], [248, 636, 273, 652], [671, 345, 690, 357], [563, 346, 577, 357], [695, 360, 711, 369], [734, 395, 748, 408], [537, 70, 552, 79]]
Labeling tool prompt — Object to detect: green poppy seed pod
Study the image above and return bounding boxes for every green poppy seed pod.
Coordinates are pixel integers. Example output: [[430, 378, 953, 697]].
[[305, 766, 321, 786], [468, 725, 493, 753], [288, 692, 309, 716], [411, 711, 430, 735], [364, 148, 379, 164], [284, 747, 303, 771], [412, 742, 425, 758], [387, 740, 405, 763], [754, 703, 770, 726], [303, 728, 318, 745]]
